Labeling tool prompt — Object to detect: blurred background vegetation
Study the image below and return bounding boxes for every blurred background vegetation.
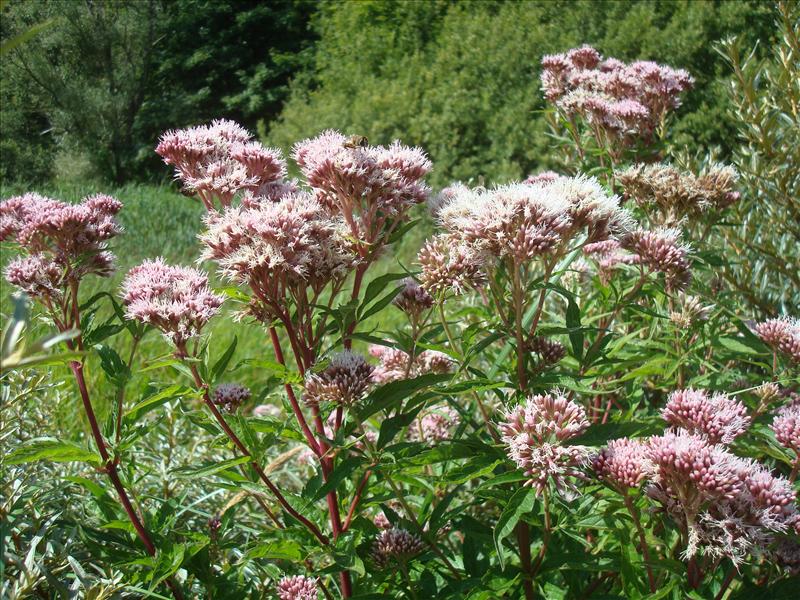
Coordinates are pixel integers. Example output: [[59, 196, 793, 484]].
[[0, 0, 777, 188]]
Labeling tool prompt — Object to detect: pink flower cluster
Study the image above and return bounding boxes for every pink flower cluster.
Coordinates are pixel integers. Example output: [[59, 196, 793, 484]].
[[369, 345, 454, 384], [213, 383, 251, 412], [420, 176, 630, 295], [199, 192, 356, 312], [541, 45, 693, 146], [408, 405, 460, 443], [156, 119, 288, 210], [370, 527, 426, 568], [754, 317, 800, 365], [662, 389, 750, 444], [621, 227, 691, 290], [303, 351, 374, 407], [592, 437, 650, 490], [645, 430, 798, 563], [596, 426, 799, 564], [276, 575, 318, 600], [2, 193, 123, 301], [121, 258, 224, 347], [527, 336, 567, 369], [772, 402, 800, 455], [293, 131, 431, 243], [499, 392, 591, 497]]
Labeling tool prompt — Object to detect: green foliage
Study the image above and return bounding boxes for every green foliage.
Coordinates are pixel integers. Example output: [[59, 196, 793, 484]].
[[268, 0, 775, 187], [716, 1, 800, 314]]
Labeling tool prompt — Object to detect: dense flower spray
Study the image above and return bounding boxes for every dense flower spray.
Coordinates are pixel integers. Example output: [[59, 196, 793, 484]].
[[407, 405, 460, 443], [754, 317, 800, 365], [419, 175, 631, 295], [499, 392, 591, 497], [662, 389, 750, 444], [156, 119, 287, 210], [1, 193, 122, 301], [276, 575, 319, 600], [121, 258, 224, 348], [541, 46, 693, 150], [772, 402, 800, 455], [293, 130, 431, 249]]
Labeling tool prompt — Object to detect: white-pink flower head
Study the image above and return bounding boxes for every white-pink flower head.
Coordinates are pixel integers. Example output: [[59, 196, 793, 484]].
[[408, 405, 460, 443], [156, 119, 286, 210], [754, 317, 800, 365], [276, 575, 318, 600], [500, 392, 591, 496], [623, 227, 691, 290], [772, 403, 800, 454], [121, 258, 224, 347], [662, 389, 750, 445], [592, 437, 651, 489]]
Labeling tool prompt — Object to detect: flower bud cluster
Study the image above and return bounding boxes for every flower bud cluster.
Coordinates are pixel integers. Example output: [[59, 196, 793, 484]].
[[499, 392, 590, 497], [303, 351, 374, 407], [276, 575, 318, 600], [661, 389, 750, 444], [213, 383, 251, 412]]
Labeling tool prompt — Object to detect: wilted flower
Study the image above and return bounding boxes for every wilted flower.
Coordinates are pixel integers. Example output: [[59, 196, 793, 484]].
[[371, 527, 425, 567], [156, 119, 286, 209], [622, 227, 691, 290], [592, 437, 651, 490], [213, 383, 251, 412], [662, 389, 750, 444], [617, 163, 739, 223], [369, 345, 454, 384], [772, 403, 800, 455], [408, 405, 460, 443], [668, 293, 714, 328], [499, 392, 591, 497], [393, 278, 434, 318], [121, 258, 224, 347], [276, 575, 318, 600], [304, 351, 374, 406], [754, 317, 800, 365]]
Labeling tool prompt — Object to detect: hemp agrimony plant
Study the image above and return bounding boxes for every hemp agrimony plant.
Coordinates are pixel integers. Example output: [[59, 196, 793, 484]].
[[2, 41, 798, 600]]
